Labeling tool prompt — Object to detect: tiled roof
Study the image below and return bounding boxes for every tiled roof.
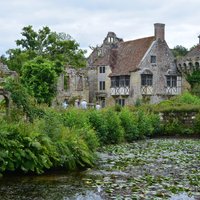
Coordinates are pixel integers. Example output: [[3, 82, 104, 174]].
[[186, 44, 200, 57], [90, 49, 112, 66], [110, 36, 155, 76]]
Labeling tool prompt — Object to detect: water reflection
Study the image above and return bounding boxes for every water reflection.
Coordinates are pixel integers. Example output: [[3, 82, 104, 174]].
[[0, 172, 100, 200]]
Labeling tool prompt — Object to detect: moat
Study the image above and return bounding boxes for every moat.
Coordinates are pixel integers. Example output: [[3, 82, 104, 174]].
[[0, 139, 199, 200]]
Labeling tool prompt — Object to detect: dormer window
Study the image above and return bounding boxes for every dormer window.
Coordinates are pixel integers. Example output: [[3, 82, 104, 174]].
[[150, 55, 156, 64]]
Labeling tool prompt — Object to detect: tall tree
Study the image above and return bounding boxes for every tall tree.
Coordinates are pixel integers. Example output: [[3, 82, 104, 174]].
[[172, 45, 188, 58], [21, 57, 59, 105], [4, 26, 86, 74]]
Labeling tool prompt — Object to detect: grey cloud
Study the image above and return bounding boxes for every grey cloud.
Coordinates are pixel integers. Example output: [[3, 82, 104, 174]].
[[0, 0, 200, 56]]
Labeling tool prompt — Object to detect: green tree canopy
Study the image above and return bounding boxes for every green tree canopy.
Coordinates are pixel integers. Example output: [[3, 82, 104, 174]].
[[172, 45, 188, 58], [187, 70, 200, 97], [4, 26, 86, 74], [21, 57, 59, 105]]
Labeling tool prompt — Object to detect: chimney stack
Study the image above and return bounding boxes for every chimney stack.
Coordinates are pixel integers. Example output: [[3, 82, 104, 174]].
[[154, 23, 165, 41]]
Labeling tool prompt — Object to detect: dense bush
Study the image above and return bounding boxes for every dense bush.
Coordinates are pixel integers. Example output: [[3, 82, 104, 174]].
[[1, 94, 199, 176], [61, 107, 90, 129], [119, 108, 139, 141], [102, 108, 124, 144], [87, 110, 109, 144], [0, 119, 56, 174], [0, 110, 99, 175]]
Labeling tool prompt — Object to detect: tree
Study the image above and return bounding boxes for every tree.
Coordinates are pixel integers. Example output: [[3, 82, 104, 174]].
[[187, 70, 200, 97], [4, 26, 86, 74], [21, 57, 59, 105], [172, 45, 188, 58], [4, 78, 38, 122]]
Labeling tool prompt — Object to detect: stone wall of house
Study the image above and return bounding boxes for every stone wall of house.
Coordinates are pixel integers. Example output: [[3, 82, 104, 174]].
[[133, 40, 179, 104], [88, 67, 98, 103], [55, 67, 89, 105], [96, 66, 112, 106]]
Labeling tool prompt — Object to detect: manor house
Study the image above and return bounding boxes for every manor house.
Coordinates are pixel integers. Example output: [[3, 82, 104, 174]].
[[57, 23, 184, 107]]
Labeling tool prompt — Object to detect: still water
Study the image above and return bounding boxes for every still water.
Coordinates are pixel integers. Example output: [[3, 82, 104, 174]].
[[0, 171, 102, 200], [0, 139, 199, 200]]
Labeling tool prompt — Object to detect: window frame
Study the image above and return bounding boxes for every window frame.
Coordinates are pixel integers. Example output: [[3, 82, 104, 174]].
[[141, 74, 153, 86], [111, 76, 130, 87], [150, 55, 156, 64], [99, 66, 106, 73], [166, 75, 177, 87], [115, 99, 125, 107], [99, 81, 105, 90]]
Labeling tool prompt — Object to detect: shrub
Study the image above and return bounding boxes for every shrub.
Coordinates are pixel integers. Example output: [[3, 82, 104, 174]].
[[55, 127, 98, 170], [162, 118, 183, 135], [119, 108, 139, 141], [0, 110, 99, 175], [137, 110, 156, 138], [0, 119, 56, 174], [102, 108, 124, 144], [61, 107, 90, 129], [175, 92, 200, 105], [87, 110, 108, 144]]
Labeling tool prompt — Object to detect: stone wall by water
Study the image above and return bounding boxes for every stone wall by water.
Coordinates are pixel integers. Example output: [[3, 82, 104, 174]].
[[159, 111, 198, 127]]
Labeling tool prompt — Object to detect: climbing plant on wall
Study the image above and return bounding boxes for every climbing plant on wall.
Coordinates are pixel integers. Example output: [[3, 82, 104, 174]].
[[187, 70, 200, 96]]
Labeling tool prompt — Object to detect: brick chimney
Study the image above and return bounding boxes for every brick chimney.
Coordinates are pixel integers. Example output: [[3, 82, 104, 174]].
[[154, 23, 165, 41]]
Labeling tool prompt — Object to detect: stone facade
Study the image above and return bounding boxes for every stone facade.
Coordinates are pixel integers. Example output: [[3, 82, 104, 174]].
[[55, 67, 89, 106], [87, 23, 182, 106], [177, 37, 200, 91], [57, 23, 188, 107], [0, 62, 17, 115]]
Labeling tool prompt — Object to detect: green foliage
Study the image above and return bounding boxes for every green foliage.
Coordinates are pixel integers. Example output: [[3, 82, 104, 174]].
[[119, 108, 139, 141], [187, 70, 200, 87], [61, 107, 90, 129], [134, 98, 142, 107], [4, 25, 86, 74], [4, 78, 43, 122], [0, 109, 99, 174], [103, 108, 124, 144], [161, 118, 183, 135], [87, 110, 109, 145], [114, 104, 122, 112], [55, 127, 98, 170], [21, 57, 59, 105], [194, 113, 200, 134], [186, 70, 200, 97], [172, 45, 188, 58], [155, 92, 200, 113], [0, 119, 56, 174], [137, 110, 160, 137], [190, 83, 200, 97]]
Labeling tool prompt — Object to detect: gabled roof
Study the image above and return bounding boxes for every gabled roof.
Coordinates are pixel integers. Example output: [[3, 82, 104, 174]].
[[186, 44, 200, 57], [110, 36, 155, 76]]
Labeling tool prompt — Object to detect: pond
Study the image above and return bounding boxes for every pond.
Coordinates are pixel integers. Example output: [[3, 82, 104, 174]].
[[0, 139, 199, 200]]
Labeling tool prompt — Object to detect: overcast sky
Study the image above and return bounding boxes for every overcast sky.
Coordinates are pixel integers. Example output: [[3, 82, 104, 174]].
[[0, 0, 199, 56]]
